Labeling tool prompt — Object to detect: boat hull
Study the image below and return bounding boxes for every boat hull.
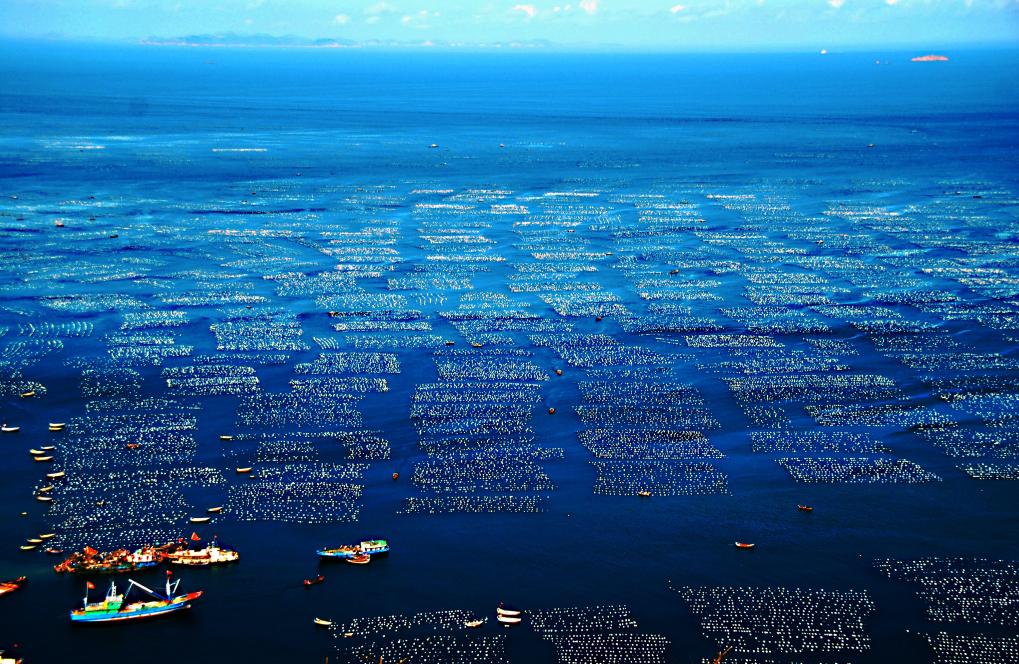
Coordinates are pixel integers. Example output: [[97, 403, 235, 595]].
[[70, 592, 202, 623]]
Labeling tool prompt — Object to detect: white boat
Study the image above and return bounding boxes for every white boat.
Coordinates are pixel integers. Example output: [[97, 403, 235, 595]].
[[189, 516, 211, 524], [465, 618, 486, 628], [497, 615, 522, 625], [313, 617, 332, 627], [1, 425, 20, 433], [167, 543, 239, 567]]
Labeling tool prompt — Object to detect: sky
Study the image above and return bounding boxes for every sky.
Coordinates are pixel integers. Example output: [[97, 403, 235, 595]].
[[1, 0, 1017, 50]]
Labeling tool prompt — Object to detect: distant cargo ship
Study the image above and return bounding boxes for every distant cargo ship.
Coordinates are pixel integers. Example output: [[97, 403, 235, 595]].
[[70, 577, 203, 624]]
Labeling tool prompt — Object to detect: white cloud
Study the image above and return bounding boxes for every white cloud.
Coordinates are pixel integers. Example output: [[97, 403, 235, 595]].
[[670, 3, 687, 12], [334, 13, 350, 25], [580, 0, 598, 14], [364, 2, 395, 15], [513, 4, 537, 17], [828, 0, 844, 7]]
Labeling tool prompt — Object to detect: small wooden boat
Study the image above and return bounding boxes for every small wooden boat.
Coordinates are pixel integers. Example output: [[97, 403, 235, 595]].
[[39, 533, 55, 539], [555, 369, 563, 376], [38, 486, 54, 493], [34, 456, 54, 462], [345, 553, 371, 565], [637, 490, 651, 497], [464, 618, 486, 628], [41, 445, 56, 451], [313, 617, 333, 627], [0, 576, 27, 596], [125, 443, 140, 450], [207, 506, 223, 514], [219, 435, 234, 441], [46, 470, 66, 479], [29, 449, 46, 456], [470, 342, 483, 348], [496, 603, 522, 617], [49, 423, 65, 431], [26, 538, 43, 544], [36, 495, 54, 502], [236, 467, 253, 474], [1, 425, 20, 433], [548, 407, 556, 414], [20, 390, 36, 398], [797, 505, 814, 512], [45, 548, 64, 555], [342, 632, 354, 638], [190, 516, 211, 524], [429, 143, 439, 149], [19, 545, 36, 551], [303, 575, 325, 587], [392, 472, 399, 481], [734, 542, 755, 550], [497, 615, 522, 625], [55, 219, 66, 227]]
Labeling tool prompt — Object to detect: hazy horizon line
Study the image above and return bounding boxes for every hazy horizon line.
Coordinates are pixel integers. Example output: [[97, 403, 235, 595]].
[[3, 33, 1017, 55]]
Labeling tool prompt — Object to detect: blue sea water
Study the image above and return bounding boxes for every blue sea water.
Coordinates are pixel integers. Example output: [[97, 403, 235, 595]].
[[1, 43, 1018, 662]]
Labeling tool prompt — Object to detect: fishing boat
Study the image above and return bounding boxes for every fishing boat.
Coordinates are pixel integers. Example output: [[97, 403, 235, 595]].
[[189, 516, 211, 524], [313, 617, 332, 627], [20, 390, 35, 398], [734, 542, 755, 550], [496, 603, 522, 617], [19, 545, 36, 551], [303, 575, 325, 587], [45, 548, 64, 555], [207, 506, 223, 513], [38, 485, 54, 493], [49, 423, 65, 431], [34, 455, 54, 462], [0, 577, 27, 597], [166, 542, 238, 567], [497, 615, 522, 625], [26, 538, 43, 545], [345, 553, 371, 565], [464, 618, 486, 628], [36, 495, 53, 502], [41, 445, 56, 451], [125, 443, 140, 450], [637, 490, 651, 497], [54, 546, 165, 574], [70, 577, 203, 624], [797, 504, 814, 512], [235, 467, 253, 474], [317, 539, 389, 559], [219, 435, 234, 441], [46, 470, 65, 479], [29, 449, 46, 456], [39, 533, 55, 539], [1, 425, 20, 433]]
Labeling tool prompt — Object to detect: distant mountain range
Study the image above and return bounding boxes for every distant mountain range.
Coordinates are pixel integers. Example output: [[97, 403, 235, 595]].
[[141, 33, 559, 49]]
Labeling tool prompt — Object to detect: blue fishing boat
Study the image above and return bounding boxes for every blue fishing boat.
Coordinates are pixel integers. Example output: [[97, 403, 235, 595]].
[[316, 539, 389, 559], [70, 576, 203, 624]]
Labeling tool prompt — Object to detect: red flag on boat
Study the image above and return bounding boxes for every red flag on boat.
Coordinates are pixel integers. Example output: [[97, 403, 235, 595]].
[[190, 532, 201, 542], [86, 581, 96, 590], [83, 546, 98, 556]]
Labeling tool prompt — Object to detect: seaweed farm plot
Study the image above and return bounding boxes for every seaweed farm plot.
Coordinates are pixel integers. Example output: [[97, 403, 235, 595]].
[[875, 559, 1019, 663], [672, 585, 875, 660], [401, 346, 557, 514], [329, 609, 508, 664]]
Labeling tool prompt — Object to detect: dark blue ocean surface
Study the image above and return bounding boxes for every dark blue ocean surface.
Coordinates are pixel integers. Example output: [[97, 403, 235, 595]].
[[1, 43, 1018, 663]]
